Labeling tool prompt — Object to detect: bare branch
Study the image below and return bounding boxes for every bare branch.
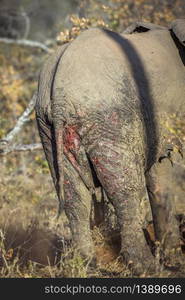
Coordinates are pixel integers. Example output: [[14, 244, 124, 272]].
[[0, 143, 42, 155], [3, 93, 37, 143], [0, 93, 43, 155], [0, 37, 52, 53]]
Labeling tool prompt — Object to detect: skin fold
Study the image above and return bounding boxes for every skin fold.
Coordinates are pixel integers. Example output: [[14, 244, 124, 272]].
[[35, 20, 185, 274]]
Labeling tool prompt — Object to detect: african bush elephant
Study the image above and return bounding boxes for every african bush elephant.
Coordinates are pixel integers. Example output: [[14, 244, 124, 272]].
[[35, 19, 185, 274]]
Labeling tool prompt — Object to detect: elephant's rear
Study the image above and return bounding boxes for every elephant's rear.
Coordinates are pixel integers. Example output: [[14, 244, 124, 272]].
[[36, 26, 185, 274], [52, 28, 146, 157], [52, 27, 185, 168], [52, 28, 139, 116]]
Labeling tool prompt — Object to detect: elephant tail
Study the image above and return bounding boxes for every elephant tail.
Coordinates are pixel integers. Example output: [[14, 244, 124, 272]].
[[54, 121, 65, 217]]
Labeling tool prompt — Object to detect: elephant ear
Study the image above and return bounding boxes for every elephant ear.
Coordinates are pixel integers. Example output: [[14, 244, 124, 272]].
[[123, 21, 166, 34], [170, 19, 185, 46]]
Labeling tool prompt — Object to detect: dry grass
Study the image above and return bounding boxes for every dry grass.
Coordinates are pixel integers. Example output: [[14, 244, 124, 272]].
[[0, 168, 185, 279]]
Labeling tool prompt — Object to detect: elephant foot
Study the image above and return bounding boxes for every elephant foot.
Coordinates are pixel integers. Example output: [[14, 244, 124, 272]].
[[120, 247, 156, 276], [161, 247, 184, 271], [128, 261, 155, 277], [72, 234, 95, 262]]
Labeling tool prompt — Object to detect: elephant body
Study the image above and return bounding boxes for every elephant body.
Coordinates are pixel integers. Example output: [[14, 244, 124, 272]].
[[36, 20, 185, 274]]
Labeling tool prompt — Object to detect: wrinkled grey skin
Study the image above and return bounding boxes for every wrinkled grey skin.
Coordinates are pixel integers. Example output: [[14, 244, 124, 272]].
[[35, 19, 185, 274]]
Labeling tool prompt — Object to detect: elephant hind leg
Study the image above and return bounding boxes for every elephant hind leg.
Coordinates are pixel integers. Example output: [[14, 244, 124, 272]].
[[89, 140, 155, 275], [146, 161, 183, 269], [37, 118, 95, 261], [63, 158, 95, 261]]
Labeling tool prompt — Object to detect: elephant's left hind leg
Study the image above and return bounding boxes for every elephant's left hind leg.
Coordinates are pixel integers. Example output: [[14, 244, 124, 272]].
[[63, 158, 95, 261]]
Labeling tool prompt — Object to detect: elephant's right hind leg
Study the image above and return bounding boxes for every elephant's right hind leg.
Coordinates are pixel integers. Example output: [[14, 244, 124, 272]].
[[89, 141, 155, 275], [146, 162, 183, 270]]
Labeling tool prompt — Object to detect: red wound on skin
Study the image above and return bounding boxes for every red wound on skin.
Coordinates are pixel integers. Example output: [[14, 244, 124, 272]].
[[109, 111, 119, 124], [64, 180, 70, 184], [91, 153, 119, 196], [91, 157, 99, 165], [62, 125, 93, 191], [63, 125, 82, 173], [63, 125, 80, 153]]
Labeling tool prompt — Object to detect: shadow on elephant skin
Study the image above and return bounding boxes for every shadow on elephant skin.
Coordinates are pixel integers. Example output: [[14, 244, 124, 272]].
[[103, 29, 158, 170]]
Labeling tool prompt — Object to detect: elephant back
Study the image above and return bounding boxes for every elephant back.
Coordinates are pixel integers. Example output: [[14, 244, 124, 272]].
[[122, 21, 166, 35], [170, 19, 185, 46], [123, 19, 185, 48]]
